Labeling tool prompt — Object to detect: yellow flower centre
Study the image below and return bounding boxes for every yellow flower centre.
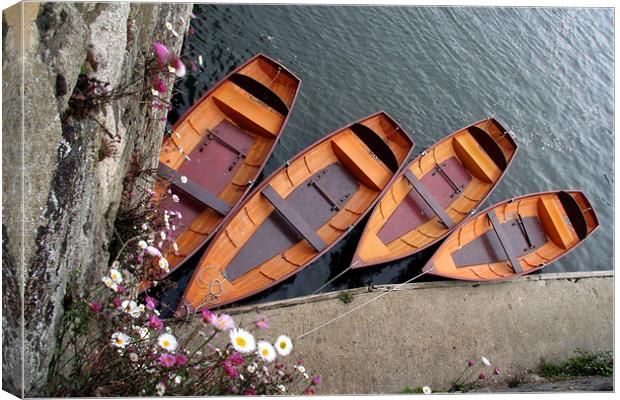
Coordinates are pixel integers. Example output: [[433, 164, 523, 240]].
[[116, 338, 124, 345], [279, 341, 286, 349], [163, 340, 170, 347], [236, 337, 247, 347], [262, 348, 269, 356]]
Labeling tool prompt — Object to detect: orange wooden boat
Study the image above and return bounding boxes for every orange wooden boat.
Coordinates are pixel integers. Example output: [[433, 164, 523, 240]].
[[349, 117, 518, 269], [175, 111, 415, 316], [421, 190, 599, 281], [141, 54, 301, 291]]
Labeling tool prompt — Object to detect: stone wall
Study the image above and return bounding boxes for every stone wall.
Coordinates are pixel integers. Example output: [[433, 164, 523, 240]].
[[2, 2, 193, 396]]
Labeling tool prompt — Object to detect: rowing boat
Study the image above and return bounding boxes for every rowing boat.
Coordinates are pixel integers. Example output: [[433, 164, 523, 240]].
[[141, 54, 301, 290], [175, 111, 415, 316], [349, 117, 518, 269], [421, 190, 599, 281]]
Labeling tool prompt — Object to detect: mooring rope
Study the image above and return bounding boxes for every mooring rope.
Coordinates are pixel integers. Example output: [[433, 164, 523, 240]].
[[297, 267, 434, 339]]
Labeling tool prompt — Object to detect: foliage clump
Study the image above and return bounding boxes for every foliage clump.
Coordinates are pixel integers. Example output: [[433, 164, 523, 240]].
[[540, 349, 613, 378]]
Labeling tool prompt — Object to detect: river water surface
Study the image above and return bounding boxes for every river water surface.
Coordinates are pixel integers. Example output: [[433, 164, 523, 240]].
[[164, 5, 613, 309]]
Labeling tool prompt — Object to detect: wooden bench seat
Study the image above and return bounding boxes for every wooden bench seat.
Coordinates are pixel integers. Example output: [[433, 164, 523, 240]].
[[330, 131, 392, 191], [452, 131, 501, 183], [212, 81, 284, 137], [261, 185, 327, 252], [538, 196, 576, 249]]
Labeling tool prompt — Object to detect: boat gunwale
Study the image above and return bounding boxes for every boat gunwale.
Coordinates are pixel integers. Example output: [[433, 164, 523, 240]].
[[153, 53, 302, 281], [420, 189, 600, 282], [177, 110, 415, 314], [350, 116, 519, 269]]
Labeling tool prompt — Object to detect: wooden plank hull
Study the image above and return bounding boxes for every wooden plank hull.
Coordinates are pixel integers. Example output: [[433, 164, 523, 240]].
[[349, 117, 518, 269], [175, 111, 415, 316], [141, 54, 301, 291], [422, 190, 599, 281]]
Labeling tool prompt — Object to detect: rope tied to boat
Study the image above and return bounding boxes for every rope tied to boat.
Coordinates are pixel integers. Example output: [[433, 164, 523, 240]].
[[296, 267, 435, 340]]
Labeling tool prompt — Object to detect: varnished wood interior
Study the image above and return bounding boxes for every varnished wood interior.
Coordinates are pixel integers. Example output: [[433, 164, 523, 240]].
[[352, 118, 517, 268], [422, 191, 599, 281], [144, 55, 300, 288], [177, 112, 414, 314]]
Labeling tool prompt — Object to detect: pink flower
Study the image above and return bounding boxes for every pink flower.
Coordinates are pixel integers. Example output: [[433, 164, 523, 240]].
[[229, 352, 244, 366], [117, 285, 126, 294], [210, 313, 235, 331], [154, 77, 168, 93], [158, 353, 176, 367], [255, 315, 269, 330], [171, 57, 186, 77], [311, 375, 321, 385], [146, 296, 158, 310], [153, 42, 171, 69], [303, 387, 316, 396], [244, 388, 257, 395], [188, 26, 196, 35], [113, 298, 123, 308], [201, 308, 214, 322], [467, 359, 476, 367], [175, 354, 187, 366], [145, 246, 162, 258], [274, 362, 284, 369], [189, 59, 198, 72], [222, 360, 239, 378], [478, 372, 487, 380], [229, 386, 239, 394], [90, 301, 103, 313], [494, 367, 501, 375], [150, 315, 164, 331]]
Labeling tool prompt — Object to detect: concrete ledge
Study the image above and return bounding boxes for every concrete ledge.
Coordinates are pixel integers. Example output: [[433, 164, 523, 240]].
[[221, 270, 614, 315], [194, 271, 613, 394]]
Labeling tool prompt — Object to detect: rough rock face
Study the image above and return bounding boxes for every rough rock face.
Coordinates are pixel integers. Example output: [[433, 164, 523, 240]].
[[2, 2, 193, 396]]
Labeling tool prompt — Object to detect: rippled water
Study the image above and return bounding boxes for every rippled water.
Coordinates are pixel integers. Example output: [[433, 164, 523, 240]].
[[165, 5, 613, 308]]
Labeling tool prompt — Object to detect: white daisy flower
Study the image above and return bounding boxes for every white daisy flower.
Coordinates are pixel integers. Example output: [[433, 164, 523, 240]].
[[138, 240, 148, 249], [160, 231, 167, 241], [174, 375, 182, 384], [111, 332, 131, 348], [303, 373, 309, 379], [274, 335, 293, 356], [155, 382, 166, 396], [422, 386, 432, 395], [172, 194, 180, 203], [158, 333, 178, 352], [101, 276, 118, 291], [158, 257, 170, 272], [297, 365, 306, 373], [277, 384, 286, 393], [481, 356, 491, 367], [257, 340, 277, 363], [172, 242, 179, 252], [165, 21, 173, 30], [247, 365, 256, 373], [109, 268, 123, 283], [229, 328, 256, 354], [121, 300, 142, 318], [180, 175, 188, 183], [138, 326, 149, 340]]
